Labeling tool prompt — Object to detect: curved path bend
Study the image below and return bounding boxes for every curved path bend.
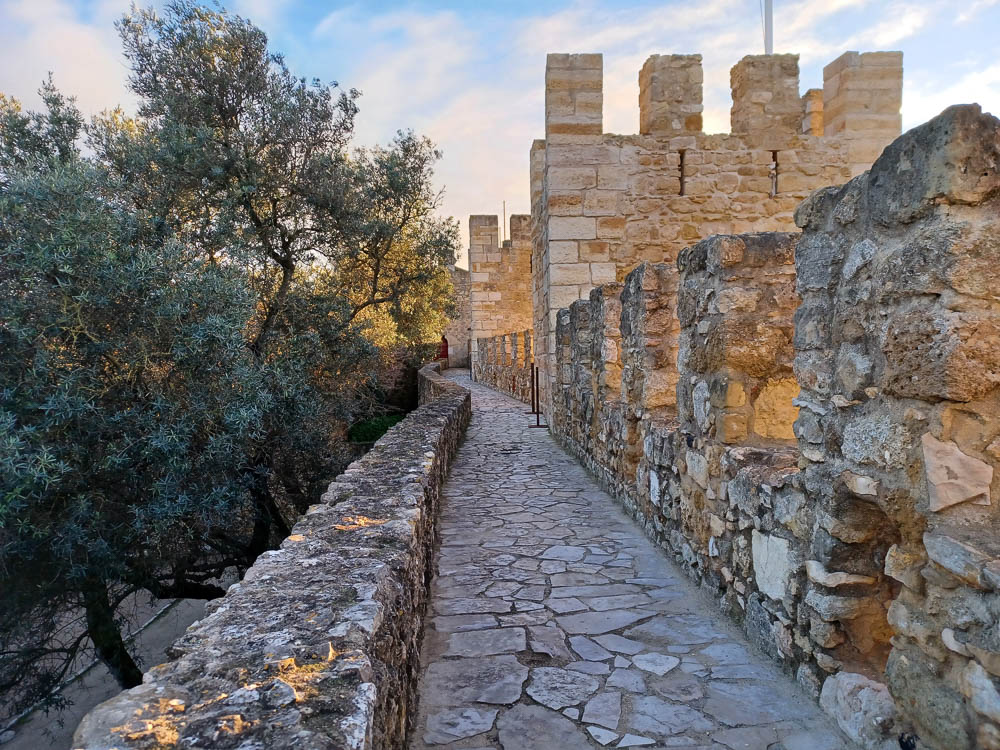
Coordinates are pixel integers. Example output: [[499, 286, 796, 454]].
[[409, 373, 857, 750]]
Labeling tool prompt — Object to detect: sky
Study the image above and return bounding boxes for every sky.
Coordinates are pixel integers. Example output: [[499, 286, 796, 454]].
[[2, 0, 999, 267]]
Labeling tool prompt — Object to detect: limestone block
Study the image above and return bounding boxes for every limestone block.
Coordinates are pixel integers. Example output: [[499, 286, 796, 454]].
[[718, 412, 748, 444], [753, 378, 799, 441], [885, 544, 927, 591], [751, 530, 796, 601], [549, 167, 597, 190], [805, 589, 872, 622], [923, 530, 995, 589], [842, 471, 878, 497], [887, 648, 974, 750], [920, 433, 993, 512], [550, 240, 581, 263], [884, 310, 1000, 403], [549, 216, 597, 241], [687, 451, 709, 489], [961, 662, 1000, 723], [819, 672, 898, 750], [805, 560, 876, 588], [967, 626, 1000, 678], [841, 414, 910, 469]]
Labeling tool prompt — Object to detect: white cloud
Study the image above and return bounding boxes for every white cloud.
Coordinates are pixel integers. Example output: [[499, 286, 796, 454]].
[[0, 0, 135, 116], [956, 0, 1000, 23], [904, 63, 1000, 128], [854, 3, 930, 47]]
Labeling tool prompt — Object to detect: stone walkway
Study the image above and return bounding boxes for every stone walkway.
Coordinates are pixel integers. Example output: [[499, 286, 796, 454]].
[[409, 373, 856, 750]]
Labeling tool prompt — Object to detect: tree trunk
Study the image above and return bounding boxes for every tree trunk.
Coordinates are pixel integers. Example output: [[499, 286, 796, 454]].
[[82, 578, 143, 689]]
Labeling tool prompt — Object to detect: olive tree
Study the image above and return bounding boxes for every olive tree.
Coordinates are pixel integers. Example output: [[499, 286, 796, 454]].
[[0, 0, 459, 717]]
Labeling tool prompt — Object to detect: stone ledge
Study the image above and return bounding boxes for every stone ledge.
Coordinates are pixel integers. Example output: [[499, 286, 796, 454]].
[[72, 363, 471, 750]]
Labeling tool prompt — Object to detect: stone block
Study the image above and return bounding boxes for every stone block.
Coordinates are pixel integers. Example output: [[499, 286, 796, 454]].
[[751, 530, 795, 601], [886, 648, 974, 750], [550, 263, 593, 285], [819, 672, 897, 750], [548, 167, 597, 190], [549, 216, 597, 241], [921, 433, 993, 512]]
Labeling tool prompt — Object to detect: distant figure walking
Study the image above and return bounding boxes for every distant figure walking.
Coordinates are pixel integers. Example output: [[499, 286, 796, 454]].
[[435, 335, 449, 369]]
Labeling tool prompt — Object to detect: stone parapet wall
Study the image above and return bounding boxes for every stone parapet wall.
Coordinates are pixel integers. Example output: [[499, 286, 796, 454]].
[[540, 105, 1000, 750], [795, 104, 1000, 750], [472, 330, 533, 404], [73, 363, 471, 750]]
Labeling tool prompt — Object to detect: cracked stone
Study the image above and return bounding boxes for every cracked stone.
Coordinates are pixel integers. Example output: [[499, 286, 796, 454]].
[[616, 733, 656, 747], [583, 691, 622, 729], [594, 634, 645, 655], [587, 726, 619, 745], [632, 652, 680, 676], [423, 655, 528, 707], [445, 628, 526, 657], [568, 660, 611, 675], [423, 706, 498, 745], [526, 667, 600, 709], [629, 694, 715, 736], [528, 624, 572, 660], [435, 597, 512, 615], [433, 614, 498, 633], [557, 609, 651, 635], [545, 596, 588, 614], [497, 704, 589, 750], [542, 545, 587, 561], [570, 635, 614, 661], [607, 668, 646, 692]]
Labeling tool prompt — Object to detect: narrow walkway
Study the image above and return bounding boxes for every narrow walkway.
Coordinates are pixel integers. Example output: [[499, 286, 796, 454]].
[[410, 373, 855, 750]]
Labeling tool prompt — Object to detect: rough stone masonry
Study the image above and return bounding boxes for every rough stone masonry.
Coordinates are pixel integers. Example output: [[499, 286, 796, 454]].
[[73, 364, 471, 750], [525, 49, 902, 418], [529, 105, 1000, 750]]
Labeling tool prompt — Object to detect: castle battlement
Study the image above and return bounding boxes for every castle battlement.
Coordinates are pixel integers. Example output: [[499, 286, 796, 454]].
[[528, 49, 904, 417]]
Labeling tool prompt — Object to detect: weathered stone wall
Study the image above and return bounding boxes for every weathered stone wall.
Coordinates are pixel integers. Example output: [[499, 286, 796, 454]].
[[443, 266, 471, 368], [540, 105, 1000, 750], [73, 364, 471, 750], [472, 329, 533, 404], [532, 49, 903, 421], [795, 104, 1000, 750], [468, 214, 533, 366]]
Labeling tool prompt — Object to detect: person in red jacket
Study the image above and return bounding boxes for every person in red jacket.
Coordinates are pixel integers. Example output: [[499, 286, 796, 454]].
[[435, 335, 449, 369]]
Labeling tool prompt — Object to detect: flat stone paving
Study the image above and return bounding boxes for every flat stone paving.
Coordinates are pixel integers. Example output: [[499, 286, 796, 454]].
[[409, 373, 856, 750]]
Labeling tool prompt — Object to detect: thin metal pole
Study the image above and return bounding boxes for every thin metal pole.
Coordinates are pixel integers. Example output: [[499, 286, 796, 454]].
[[528, 364, 548, 428], [764, 0, 773, 54], [535, 366, 541, 427]]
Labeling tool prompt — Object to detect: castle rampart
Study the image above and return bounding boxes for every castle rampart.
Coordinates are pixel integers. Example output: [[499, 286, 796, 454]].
[[73, 364, 471, 750], [480, 104, 999, 750]]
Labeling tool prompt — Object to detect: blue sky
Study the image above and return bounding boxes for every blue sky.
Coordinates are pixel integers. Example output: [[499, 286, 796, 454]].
[[2, 0, 999, 265]]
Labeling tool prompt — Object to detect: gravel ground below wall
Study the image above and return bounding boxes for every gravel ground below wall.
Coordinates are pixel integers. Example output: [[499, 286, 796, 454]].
[[72, 363, 471, 750]]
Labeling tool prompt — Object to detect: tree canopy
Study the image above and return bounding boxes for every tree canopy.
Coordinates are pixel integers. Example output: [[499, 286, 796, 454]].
[[0, 0, 459, 719]]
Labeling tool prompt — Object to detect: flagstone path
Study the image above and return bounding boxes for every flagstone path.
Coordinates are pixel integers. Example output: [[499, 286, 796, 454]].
[[408, 372, 857, 750]]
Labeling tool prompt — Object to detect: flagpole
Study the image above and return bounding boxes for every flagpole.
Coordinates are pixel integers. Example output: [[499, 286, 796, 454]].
[[764, 0, 773, 54]]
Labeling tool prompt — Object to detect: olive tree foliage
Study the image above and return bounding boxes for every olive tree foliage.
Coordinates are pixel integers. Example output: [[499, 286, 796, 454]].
[[0, 0, 459, 716], [0, 134, 268, 710]]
